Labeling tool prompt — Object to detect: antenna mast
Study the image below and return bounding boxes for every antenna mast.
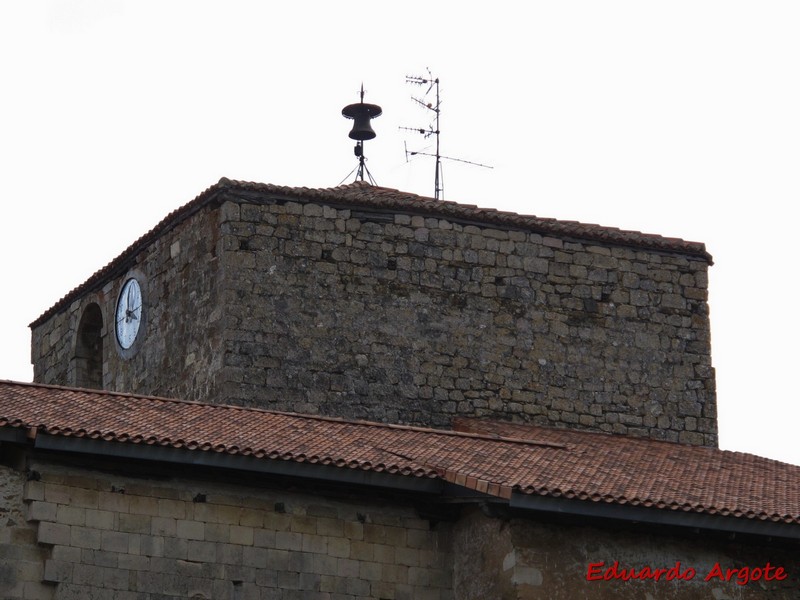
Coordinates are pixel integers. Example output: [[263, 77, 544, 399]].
[[401, 71, 491, 200]]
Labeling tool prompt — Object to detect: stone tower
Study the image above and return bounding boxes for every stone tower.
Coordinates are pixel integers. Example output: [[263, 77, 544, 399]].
[[30, 178, 716, 446]]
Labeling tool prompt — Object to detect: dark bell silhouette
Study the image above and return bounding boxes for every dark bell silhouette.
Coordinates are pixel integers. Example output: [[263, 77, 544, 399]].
[[341, 85, 381, 184], [342, 101, 382, 140]]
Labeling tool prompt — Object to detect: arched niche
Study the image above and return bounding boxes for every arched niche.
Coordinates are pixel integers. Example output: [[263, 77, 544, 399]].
[[74, 303, 104, 389]]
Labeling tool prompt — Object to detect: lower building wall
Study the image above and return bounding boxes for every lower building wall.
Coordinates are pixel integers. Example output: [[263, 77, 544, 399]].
[[8, 459, 453, 600], [3, 458, 798, 600], [452, 507, 799, 600], [0, 464, 50, 600]]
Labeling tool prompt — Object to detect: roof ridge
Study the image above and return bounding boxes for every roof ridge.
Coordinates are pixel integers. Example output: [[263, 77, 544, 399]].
[[450, 417, 800, 464], [7, 380, 792, 466], [454, 417, 732, 454], [0, 380, 564, 449], [30, 177, 712, 327]]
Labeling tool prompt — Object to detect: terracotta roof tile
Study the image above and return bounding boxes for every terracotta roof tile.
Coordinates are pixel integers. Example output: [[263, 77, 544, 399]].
[[3, 381, 794, 527], [452, 418, 800, 525], [31, 179, 711, 327]]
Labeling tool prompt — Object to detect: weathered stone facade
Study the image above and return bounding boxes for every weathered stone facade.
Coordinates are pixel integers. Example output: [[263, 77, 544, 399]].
[[217, 198, 714, 445], [0, 464, 48, 600], [451, 508, 799, 599], [2, 456, 797, 600], [9, 458, 453, 600], [31, 204, 225, 403], [31, 182, 716, 445]]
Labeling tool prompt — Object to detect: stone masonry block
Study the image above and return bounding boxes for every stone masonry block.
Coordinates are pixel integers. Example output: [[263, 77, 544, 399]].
[[346, 577, 370, 596], [26, 501, 57, 523], [204, 522, 230, 543], [395, 546, 420, 567], [139, 535, 165, 557], [98, 491, 129, 513], [275, 531, 302, 551], [70, 564, 101, 587], [51, 544, 82, 563], [373, 543, 395, 564], [290, 515, 317, 534], [238, 507, 263, 527], [370, 580, 396, 599], [343, 521, 364, 540], [327, 537, 350, 558], [22, 580, 54, 600], [42, 558, 71, 583], [43, 483, 72, 505], [117, 553, 150, 571], [252, 529, 275, 548], [301, 533, 328, 554], [349, 541, 374, 561], [101, 530, 130, 553], [72, 487, 100, 509], [360, 561, 382, 581], [218, 542, 242, 564], [150, 516, 177, 536], [241, 546, 267, 568], [157, 498, 187, 519], [102, 565, 130, 589], [23, 480, 45, 502], [213, 504, 242, 525], [119, 513, 150, 534], [163, 536, 188, 559], [187, 540, 216, 562], [37, 521, 70, 546], [229, 525, 254, 546], [84, 509, 114, 530], [128, 495, 159, 516], [266, 548, 290, 571], [311, 553, 339, 576], [176, 519, 205, 540]]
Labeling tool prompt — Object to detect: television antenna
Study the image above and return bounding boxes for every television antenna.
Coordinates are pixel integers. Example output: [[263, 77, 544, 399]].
[[401, 71, 492, 200]]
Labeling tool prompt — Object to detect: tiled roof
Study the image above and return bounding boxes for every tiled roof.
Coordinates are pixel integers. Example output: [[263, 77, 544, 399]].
[[1, 380, 797, 529], [30, 178, 711, 327], [451, 418, 800, 523]]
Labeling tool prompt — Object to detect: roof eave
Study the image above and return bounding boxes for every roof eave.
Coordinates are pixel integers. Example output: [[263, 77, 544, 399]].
[[509, 491, 800, 541], [23, 430, 799, 540], [32, 431, 444, 496]]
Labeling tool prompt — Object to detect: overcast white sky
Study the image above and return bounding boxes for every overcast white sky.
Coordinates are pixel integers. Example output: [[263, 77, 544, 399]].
[[1, 1, 799, 465]]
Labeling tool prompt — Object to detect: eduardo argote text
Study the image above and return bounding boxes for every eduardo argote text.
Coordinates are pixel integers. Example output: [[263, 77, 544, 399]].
[[586, 561, 788, 586]]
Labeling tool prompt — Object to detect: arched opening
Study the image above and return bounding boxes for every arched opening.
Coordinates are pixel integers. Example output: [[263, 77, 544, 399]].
[[75, 303, 103, 389]]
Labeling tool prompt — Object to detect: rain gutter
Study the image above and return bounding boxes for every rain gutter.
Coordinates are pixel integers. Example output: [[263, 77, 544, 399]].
[[33, 433, 444, 495], [510, 492, 800, 541]]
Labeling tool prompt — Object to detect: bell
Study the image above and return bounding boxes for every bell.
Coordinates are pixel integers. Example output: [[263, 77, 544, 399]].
[[342, 102, 382, 141]]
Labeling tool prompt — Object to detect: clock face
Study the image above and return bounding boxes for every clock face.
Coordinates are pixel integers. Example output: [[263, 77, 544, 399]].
[[115, 278, 143, 350]]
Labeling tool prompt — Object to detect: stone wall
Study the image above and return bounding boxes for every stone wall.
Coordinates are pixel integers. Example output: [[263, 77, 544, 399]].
[[219, 197, 716, 445], [0, 464, 49, 600], [31, 190, 716, 445], [452, 508, 800, 600], [31, 203, 227, 403], [15, 459, 453, 600], [4, 457, 796, 600]]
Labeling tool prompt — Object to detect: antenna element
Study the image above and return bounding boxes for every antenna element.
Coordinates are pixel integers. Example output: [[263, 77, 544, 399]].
[[401, 71, 492, 199]]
